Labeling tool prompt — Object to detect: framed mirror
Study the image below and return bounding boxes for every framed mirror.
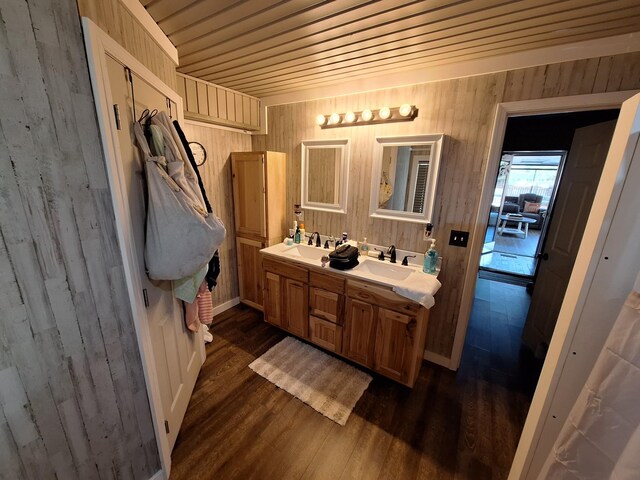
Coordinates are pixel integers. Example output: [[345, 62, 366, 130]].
[[301, 139, 350, 214], [370, 134, 444, 223]]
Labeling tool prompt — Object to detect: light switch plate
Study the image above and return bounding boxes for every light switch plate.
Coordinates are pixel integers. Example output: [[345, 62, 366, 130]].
[[449, 230, 469, 247]]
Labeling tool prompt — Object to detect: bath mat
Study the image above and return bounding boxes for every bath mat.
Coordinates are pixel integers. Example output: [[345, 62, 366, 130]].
[[248, 336, 372, 425]]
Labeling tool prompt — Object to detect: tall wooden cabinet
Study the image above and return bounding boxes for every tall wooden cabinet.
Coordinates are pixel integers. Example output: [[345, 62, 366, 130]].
[[231, 151, 287, 310]]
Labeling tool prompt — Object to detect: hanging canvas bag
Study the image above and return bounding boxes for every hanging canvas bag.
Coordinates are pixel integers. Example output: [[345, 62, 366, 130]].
[[133, 120, 226, 280]]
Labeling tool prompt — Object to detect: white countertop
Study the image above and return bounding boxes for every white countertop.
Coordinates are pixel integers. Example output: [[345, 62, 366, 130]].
[[261, 242, 441, 308]]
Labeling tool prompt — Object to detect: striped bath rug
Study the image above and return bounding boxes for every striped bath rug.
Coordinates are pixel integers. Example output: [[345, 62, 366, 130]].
[[248, 336, 372, 425]]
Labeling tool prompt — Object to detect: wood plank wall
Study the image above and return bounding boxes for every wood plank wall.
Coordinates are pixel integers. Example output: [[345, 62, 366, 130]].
[[177, 73, 261, 131], [182, 123, 252, 307], [77, 0, 177, 90], [0, 0, 159, 478], [252, 52, 640, 360]]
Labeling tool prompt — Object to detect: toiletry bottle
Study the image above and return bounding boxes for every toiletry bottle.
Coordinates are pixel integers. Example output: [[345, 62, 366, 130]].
[[423, 239, 438, 273], [299, 222, 306, 239], [360, 237, 369, 254], [294, 222, 301, 244]]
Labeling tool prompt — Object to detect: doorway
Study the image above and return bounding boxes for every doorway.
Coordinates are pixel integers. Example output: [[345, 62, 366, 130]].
[[466, 108, 620, 394], [481, 151, 565, 280]]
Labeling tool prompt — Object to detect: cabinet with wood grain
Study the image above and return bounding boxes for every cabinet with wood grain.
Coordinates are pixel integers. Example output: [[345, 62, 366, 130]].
[[260, 255, 431, 387], [231, 151, 286, 310]]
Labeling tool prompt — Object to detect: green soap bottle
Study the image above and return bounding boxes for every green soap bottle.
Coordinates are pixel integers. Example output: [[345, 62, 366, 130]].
[[294, 222, 301, 244]]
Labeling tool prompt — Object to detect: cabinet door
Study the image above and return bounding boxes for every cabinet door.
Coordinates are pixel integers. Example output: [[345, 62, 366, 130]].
[[374, 308, 415, 384], [309, 316, 342, 353], [310, 287, 343, 324], [263, 272, 282, 327], [283, 278, 309, 339], [343, 299, 376, 367], [237, 237, 264, 309], [231, 153, 266, 239]]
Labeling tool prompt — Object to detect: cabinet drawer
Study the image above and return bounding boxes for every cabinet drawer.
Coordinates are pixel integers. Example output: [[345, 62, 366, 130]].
[[310, 288, 343, 325], [309, 270, 345, 294], [262, 256, 308, 283], [347, 280, 420, 315], [309, 316, 342, 353]]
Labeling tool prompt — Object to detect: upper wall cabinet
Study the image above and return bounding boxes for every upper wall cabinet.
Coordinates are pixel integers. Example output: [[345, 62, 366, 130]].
[[176, 73, 260, 131], [301, 139, 350, 214], [370, 134, 444, 224]]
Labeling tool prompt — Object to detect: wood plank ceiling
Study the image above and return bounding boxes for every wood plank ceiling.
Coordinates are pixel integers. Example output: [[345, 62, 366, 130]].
[[141, 0, 640, 97]]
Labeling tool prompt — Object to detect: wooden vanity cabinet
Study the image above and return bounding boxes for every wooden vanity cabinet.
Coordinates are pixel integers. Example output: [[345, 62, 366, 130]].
[[261, 255, 431, 387], [231, 151, 286, 310], [263, 257, 309, 339], [342, 299, 377, 367], [308, 270, 345, 352], [343, 280, 426, 384]]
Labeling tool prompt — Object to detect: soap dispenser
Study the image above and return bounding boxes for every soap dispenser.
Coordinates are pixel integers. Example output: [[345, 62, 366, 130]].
[[423, 239, 438, 274], [359, 237, 369, 254]]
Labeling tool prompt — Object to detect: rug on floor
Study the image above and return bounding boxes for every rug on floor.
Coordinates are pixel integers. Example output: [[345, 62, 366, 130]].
[[248, 336, 372, 426]]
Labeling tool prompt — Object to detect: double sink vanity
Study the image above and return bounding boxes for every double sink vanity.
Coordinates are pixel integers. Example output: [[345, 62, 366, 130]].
[[231, 133, 446, 388], [260, 242, 438, 387]]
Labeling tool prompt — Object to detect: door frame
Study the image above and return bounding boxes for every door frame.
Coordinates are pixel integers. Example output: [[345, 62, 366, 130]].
[[82, 18, 204, 479], [454, 91, 636, 372], [450, 90, 638, 478]]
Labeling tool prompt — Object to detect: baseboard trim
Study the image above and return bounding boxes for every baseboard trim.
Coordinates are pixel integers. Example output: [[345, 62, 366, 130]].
[[213, 297, 240, 316], [149, 469, 165, 480], [423, 350, 455, 371]]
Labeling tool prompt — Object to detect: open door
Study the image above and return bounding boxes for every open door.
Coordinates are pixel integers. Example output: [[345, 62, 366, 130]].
[[104, 55, 204, 450], [522, 120, 617, 354]]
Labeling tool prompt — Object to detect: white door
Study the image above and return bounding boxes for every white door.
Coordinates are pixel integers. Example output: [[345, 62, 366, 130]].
[[522, 120, 616, 353], [105, 55, 203, 450]]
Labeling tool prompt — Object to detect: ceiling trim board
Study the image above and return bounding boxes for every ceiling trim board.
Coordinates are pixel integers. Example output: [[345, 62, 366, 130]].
[[258, 32, 640, 107], [177, 0, 451, 69], [238, 23, 640, 96], [120, 0, 179, 64], [215, 11, 640, 89], [192, 0, 581, 81], [202, 0, 637, 84]]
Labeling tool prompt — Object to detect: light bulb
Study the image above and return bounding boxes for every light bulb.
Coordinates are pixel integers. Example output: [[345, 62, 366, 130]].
[[329, 113, 341, 125], [361, 109, 373, 122], [379, 107, 391, 119], [316, 114, 327, 126], [399, 104, 413, 117], [344, 111, 356, 123]]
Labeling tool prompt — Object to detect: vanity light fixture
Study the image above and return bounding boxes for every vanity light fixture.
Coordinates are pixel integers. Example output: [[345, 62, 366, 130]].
[[329, 112, 341, 125], [399, 103, 413, 117], [316, 105, 418, 129]]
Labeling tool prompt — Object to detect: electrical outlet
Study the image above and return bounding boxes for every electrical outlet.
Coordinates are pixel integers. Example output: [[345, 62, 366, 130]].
[[423, 223, 433, 241], [449, 230, 469, 247]]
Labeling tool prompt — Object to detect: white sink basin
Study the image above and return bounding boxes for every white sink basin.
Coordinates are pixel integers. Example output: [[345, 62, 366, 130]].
[[355, 259, 413, 281], [283, 244, 326, 261]]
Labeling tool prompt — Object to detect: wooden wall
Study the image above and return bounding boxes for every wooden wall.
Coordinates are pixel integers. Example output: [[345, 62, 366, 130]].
[[253, 52, 640, 360], [177, 73, 261, 131], [182, 123, 252, 307], [0, 0, 158, 478], [78, 0, 177, 90]]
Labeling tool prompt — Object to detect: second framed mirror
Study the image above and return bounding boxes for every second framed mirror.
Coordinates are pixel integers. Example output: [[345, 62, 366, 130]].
[[370, 134, 444, 223]]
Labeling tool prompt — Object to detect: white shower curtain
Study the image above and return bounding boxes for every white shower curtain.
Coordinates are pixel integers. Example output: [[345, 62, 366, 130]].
[[539, 272, 640, 479]]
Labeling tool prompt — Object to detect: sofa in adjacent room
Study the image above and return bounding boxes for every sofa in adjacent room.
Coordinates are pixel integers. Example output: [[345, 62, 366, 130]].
[[502, 193, 546, 229]]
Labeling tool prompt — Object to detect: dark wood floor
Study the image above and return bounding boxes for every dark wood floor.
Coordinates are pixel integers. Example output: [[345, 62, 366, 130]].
[[170, 279, 541, 480]]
